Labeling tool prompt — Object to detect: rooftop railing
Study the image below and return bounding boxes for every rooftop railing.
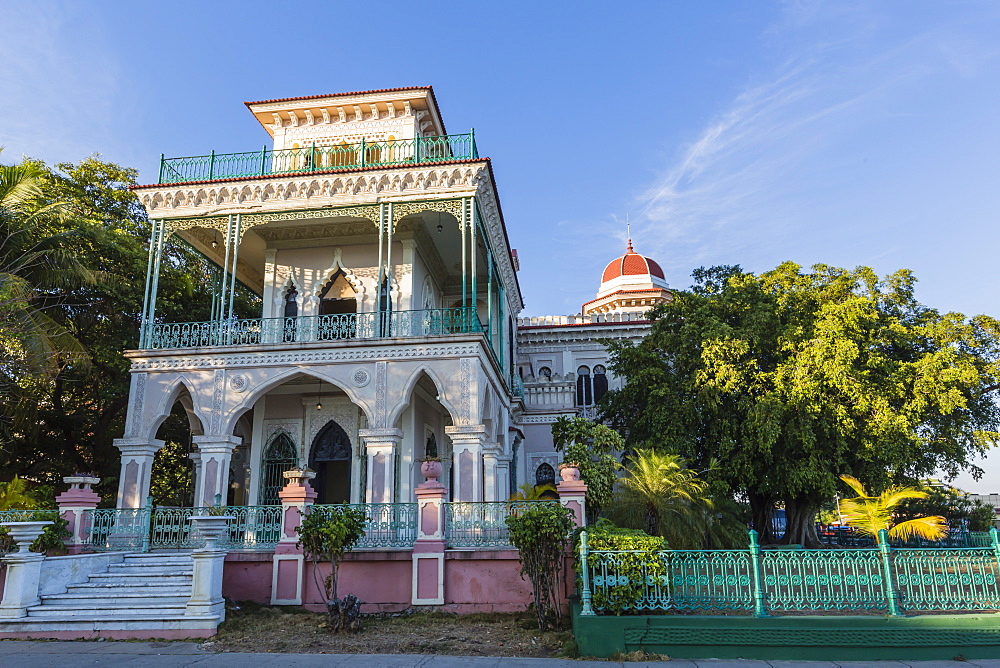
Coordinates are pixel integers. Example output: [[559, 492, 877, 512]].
[[158, 132, 478, 184], [142, 307, 484, 350]]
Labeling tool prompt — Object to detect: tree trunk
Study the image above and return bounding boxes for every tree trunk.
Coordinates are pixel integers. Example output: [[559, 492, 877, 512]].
[[749, 493, 776, 544], [781, 498, 822, 548]]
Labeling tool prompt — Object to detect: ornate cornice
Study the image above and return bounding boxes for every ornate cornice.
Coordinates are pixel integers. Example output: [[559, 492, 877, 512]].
[[127, 341, 485, 371], [138, 164, 484, 219]]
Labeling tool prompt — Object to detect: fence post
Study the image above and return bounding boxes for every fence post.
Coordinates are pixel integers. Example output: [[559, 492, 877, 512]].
[[411, 460, 447, 606], [414, 135, 421, 163], [579, 530, 595, 616], [260, 145, 267, 176], [470, 128, 477, 159], [990, 527, 1000, 570], [271, 468, 316, 606], [140, 496, 153, 553], [158, 154, 165, 183], [209, 150, 216, 180], [748, 529, 769, 618], [878, 528, 903, 616], [360, 138, 366, 168], [56, 475, 101, 554]]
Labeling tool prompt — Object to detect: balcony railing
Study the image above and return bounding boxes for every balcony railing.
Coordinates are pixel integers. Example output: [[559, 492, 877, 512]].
[[158, 132, 478, 184], [143, 307, 484, 350]]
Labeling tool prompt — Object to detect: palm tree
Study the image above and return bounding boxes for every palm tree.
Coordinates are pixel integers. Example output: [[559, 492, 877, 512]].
[[0, 153, 91, 382], [509, 482, 558, 501], [838, 475, 948, 542], [610, 450, 715, 548]]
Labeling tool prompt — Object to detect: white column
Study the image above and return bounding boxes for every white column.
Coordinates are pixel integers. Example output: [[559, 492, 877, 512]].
[[445, 425, 487, 502], [359, 428, 403, 504], [192, 435, 242, 507], [114, 438, 164, 508], [482, 446, 500, 502], [495, 454, 512, 502]]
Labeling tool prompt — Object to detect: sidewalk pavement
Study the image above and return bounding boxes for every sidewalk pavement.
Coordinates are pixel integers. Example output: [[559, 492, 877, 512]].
[[0, 642, 998, 667]]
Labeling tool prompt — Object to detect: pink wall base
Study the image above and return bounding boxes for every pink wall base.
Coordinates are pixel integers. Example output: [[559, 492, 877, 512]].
[[221, 549, 576, 614]]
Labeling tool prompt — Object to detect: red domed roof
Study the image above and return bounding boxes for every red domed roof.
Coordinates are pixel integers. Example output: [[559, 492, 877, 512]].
[[601, 241, 665, 283]]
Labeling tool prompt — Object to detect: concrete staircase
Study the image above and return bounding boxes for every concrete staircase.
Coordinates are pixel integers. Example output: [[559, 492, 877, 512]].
[[0, 552, 222, 639]]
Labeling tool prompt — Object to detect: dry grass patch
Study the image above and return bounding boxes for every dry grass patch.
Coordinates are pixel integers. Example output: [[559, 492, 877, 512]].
[[209, 603, 570, 657]]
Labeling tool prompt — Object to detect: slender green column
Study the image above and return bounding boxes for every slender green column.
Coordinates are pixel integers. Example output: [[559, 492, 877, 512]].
[[748, 529, 769, 618], [579, 530, 595, 615], [143, 219, 167, 349], [460, 199, 468, 309], [991, 527, 1000, 567], [486, 231, 493, 342], [226, 214, 242, 326], [470, 198, 477, 320], [878, 528, 903, 616], [139, 220, 157, 348]]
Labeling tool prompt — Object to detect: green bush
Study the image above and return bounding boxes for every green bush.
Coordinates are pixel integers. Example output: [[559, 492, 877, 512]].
[[296, 505, 367, 604], [506, 502, 575, 630], [576, 519, 667, 615]]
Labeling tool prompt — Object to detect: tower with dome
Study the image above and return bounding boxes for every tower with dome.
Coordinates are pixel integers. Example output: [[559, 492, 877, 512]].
[[513, 239, 670, 487]]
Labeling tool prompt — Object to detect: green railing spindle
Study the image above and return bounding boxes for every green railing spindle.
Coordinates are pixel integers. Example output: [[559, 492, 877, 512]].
[[579, 530, 595, 616], [749, 529, 769, 618], [157, 132, 477, 184]]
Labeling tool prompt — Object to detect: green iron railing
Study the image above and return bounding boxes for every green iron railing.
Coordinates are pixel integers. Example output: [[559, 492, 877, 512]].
[[511, 373, 524, 398], [312, 503, 418, 549], [143, 307, 484, 350], [83, 502, 283, 552], [579, 528, 1000, 616], [444, 501, 560, 548], [818, 527, 993, 549], [158, 132, 478, 184]]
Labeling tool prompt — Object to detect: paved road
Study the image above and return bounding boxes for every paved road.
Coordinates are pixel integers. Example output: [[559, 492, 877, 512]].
[[0, 642, 998, 667]]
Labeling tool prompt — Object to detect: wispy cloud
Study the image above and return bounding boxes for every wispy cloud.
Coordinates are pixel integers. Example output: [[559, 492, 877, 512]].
[[627, 2, 1000, 283]]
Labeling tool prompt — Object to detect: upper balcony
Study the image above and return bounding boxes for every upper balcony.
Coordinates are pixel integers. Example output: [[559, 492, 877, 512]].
[[157, 132, 478, 185]]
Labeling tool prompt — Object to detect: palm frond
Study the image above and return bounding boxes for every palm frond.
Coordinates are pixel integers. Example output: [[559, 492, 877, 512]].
[[888, 516, 949, 542]]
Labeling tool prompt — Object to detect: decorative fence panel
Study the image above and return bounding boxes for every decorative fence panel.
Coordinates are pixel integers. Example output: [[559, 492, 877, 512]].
[[444, 501, 560, 548], [579, 528, 1000, 617], [312, 503, 418, 549], [760, 549, 886, 612], [158, 132, 478, 184], [143, 308, 484, 351], [893, 548, 1000, 610], [83, 505, 283, 552]]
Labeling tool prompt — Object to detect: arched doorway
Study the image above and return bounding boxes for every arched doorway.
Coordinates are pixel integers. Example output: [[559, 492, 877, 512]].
[[258, 432, 297, 505], [309, 420, 353, 504]]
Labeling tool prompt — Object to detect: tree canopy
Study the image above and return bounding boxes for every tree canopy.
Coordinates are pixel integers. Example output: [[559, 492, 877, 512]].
[[601, 263, 1000, 545], [0, 154, 256, 501]]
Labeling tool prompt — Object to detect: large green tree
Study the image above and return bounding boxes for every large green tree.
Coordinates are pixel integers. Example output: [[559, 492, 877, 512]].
[[0, 155, 257, 501], [601, 263, 1000, 546]]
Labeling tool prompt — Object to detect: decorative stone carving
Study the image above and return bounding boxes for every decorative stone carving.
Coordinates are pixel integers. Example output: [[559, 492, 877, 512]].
[[352, 368, 371, 387], [229, 374, 248, 393]]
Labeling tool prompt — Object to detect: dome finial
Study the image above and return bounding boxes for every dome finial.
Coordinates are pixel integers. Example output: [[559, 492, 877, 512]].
[[626, 217, 633, 253]]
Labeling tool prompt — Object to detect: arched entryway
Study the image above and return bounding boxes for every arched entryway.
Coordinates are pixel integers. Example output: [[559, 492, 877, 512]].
[[258, 432, 297, 505], [309, 419, 353, 504]]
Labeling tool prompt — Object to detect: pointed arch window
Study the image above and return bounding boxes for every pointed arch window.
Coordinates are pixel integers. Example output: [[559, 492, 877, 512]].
[[258, 432, 297, 505]]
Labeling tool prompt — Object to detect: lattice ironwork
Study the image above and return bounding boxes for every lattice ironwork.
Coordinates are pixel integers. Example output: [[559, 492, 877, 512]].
[[312, 503, 418, 549], [158, 133, 478, 184], [142, 307, 484, 350], [443, 501, 561, 548]]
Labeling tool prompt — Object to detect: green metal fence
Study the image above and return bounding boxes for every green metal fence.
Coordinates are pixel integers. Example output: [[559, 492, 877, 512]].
[[83, 503, 283, 552], [578, 528, 1000, 616], [143, 307, 484, 350], [818, 528, 993, 549], [444, 501, 561, 548], [158, 132, 478, 184], [312, 503, 418, 549]]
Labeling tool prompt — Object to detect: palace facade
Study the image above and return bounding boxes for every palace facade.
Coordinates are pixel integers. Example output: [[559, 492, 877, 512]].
[[118, 86, 670, 510]]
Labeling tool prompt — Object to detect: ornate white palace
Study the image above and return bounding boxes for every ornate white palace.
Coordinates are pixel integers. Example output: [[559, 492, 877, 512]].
[[116, 86, 670, 510]]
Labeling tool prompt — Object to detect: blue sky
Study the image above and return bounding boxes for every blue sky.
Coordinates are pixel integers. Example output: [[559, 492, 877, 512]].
[[4, 1, 1000, 490]]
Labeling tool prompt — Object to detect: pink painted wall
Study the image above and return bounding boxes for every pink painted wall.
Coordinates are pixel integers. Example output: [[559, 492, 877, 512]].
[[221, 549, 577, 614]]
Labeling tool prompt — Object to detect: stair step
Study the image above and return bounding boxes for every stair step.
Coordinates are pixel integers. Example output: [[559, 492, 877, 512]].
[[106, 565, 191, 574], [27, 603, 189, 618], [65, 583, 191, 593], [40, 593, 190, 607], [87, 572, 192, 584]]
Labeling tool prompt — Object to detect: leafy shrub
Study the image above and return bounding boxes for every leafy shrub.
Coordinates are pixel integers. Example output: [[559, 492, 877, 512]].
[[506, 502, 575, 630], [296, 504, 367, 623], [576, 519, 667, 615]]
